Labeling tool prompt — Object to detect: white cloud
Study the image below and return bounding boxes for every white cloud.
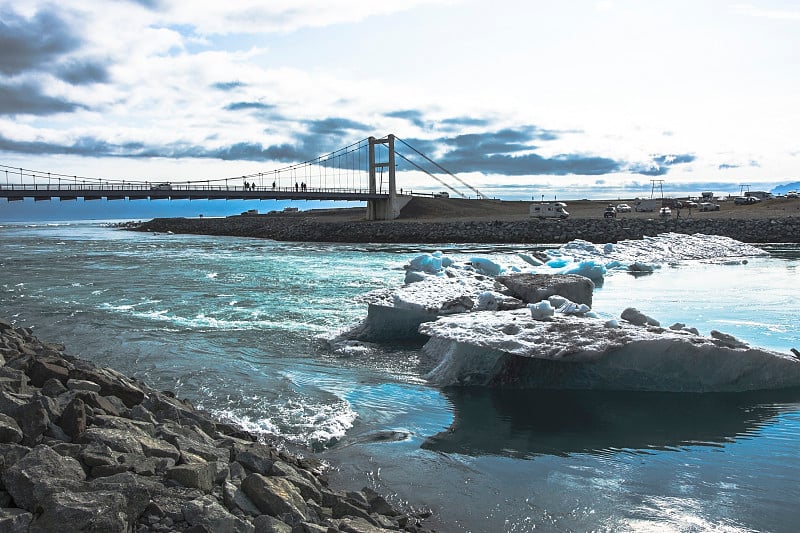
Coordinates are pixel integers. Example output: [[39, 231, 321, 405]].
[[732, 3, 800, 21], [154, 0, 457, 35]]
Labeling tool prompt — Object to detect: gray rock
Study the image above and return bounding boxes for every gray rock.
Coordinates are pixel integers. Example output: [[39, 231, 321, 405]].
[[27, 358, 70, 388], [496, 273, 594, 307], [182, 494, 255, 533], [336, 516, 395, 533], [68, 366, 145, 408], [332, 498, 378, 525], [170, 434, 230, 464], [50, 441, 83, 460], [76, 427, 146, 454], [252, 514, 292, 533], [166, 461, 217, 493], [222, 480, 262, 517], [44, 420, 72, 442], [0, 390, 29, 415], [29, 488, 130, 533], [241, 473, 310, 525], [229, 460, 248, 480], [138, 433, 181, 461], [235, 445, 276, 475], [2, 444, 86, 511], [0, 443, 32, 471], [92, 472, 160, 524], [292, 522, 329, 533], [66, 378, 101, 393], [129, 403, 158, 424], [621, 307, 660, 327], [60, 397, 87, 439], [80, 441, 117, 467], [12, 401, 50, 446], [41, 377, 68, 397], [0, 367, 30, 394], [0, 508, 32, 532], [72, 390, 122, 416], [0, 412, 23, 444], [270, 460, 322, 504], [363, 486, 398, 516]]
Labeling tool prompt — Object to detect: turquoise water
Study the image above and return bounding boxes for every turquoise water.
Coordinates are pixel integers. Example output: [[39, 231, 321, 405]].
[[1, 221, 799, 532]]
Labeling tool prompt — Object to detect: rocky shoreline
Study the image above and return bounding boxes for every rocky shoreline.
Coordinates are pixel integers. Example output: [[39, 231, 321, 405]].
[[0, 318, 433, 532], [131, 214, 800, 244]]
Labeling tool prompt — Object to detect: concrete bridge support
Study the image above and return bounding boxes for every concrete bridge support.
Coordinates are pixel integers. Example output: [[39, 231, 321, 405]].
[[366, 134, 408, 220], [367, 194, 411, 220]]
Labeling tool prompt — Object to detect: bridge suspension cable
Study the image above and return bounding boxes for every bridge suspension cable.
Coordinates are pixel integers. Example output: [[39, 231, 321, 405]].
[[394, 137, 487, 199]]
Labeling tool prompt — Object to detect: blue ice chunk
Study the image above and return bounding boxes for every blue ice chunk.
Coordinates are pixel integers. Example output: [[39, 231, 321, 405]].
[[561, 260, 607, 282], [470, 257, 503, 276], [546, 258, 570, 268]]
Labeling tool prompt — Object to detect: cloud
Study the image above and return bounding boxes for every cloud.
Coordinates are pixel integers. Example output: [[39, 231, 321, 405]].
[[398, 129, 623, 176], [385, 110, 428, 128], [55, 59, 110, 85], [152, 0, 450, 36], [224, 101, 277, 111], [733, 4, 800, 21], [126, 0, 163, 9], [0, 127, 354, 164], [627, 153, 696, 176], [304, 117, 371, 136], [212, 81, 246, 91], [439, 116, 491, 128], [0, 8, 82, 76], [0, 82, 83, 115]]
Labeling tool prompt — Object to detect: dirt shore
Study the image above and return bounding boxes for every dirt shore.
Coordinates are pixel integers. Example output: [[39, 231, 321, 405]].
[[296, 196, 800, 223]]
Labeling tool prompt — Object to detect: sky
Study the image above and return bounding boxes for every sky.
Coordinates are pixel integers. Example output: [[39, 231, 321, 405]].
[[1, 0, 800, 220]]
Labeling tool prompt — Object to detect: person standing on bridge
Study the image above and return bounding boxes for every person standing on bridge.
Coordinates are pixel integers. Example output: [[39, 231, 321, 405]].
[[295, 182, 299, 192], [272, 181, 276, 190]]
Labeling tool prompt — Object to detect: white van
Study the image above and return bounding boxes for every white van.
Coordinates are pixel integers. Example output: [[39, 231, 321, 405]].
[[634, 199, 659, 212], [530, 203, 569, 219]]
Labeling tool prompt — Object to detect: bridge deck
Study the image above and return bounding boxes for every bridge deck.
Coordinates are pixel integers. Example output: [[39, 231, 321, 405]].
[[0, 185, 389, 202]]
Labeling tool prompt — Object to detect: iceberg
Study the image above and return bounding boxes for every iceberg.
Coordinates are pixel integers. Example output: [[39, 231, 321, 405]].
[[333, 233, 796, 392], [419, 308, 800, 392], [539, 232, 768, 282]]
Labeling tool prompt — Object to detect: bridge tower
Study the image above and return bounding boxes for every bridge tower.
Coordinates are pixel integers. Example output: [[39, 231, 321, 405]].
[[366, 134, 409, 220]]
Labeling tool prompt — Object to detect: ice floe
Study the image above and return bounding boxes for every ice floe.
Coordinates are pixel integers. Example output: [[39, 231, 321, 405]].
[[332, 233, 799, 392]]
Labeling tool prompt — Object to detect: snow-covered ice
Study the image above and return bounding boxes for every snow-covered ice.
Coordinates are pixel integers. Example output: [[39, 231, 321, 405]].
[[333, 233, 797, 392], [419, 308, 800, 392]]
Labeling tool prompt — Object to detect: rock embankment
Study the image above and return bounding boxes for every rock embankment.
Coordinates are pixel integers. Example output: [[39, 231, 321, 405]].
[[133, 215, 800, 244], [0, 318, 432, 532]]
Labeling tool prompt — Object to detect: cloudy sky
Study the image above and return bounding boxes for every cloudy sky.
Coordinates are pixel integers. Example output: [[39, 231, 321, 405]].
[[1, 0, 799, 201]]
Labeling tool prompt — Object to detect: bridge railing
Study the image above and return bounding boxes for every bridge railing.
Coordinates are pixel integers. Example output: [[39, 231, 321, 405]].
[[0, 182, 380, 195]]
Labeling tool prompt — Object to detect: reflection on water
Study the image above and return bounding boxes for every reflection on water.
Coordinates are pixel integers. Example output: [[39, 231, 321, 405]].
[[423, 387, 800, 458]]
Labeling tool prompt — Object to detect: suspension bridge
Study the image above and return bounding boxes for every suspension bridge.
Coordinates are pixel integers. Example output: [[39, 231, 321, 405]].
[[0, 135, 485, 220]]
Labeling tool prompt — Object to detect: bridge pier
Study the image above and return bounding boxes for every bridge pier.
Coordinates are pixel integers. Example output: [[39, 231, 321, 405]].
[[367, 194, 411, 220], [366, 134, 407, 220]]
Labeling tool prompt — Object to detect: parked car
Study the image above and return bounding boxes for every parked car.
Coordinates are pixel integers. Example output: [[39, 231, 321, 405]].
[[616, 203, 631, 213], [659, 207, 671, 217], [699, 202, 720, 212], [734, 196, 759, 205], [786, 191, 799, 199], [433, 191, 450, 198], [683, 201, 698, 208], [604, 205, 617, 218]]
